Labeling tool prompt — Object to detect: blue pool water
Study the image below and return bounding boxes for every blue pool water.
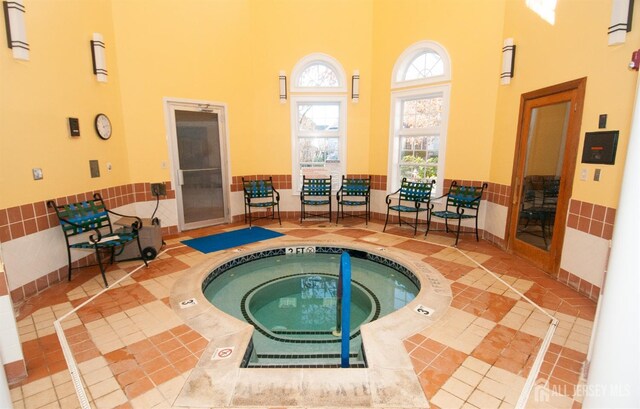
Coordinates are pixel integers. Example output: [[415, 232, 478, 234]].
[[203, 250, 419, 367]]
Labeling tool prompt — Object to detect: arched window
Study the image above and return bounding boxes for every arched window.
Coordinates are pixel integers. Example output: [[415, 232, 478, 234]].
[[388, 41, 451, 195], [291, 53, 347, 93], [392, 41, 451, 88], [290, 54, 347, 191]]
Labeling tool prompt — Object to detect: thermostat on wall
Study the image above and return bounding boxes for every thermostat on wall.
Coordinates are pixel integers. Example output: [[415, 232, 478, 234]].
[[68, 117, 80, 137]]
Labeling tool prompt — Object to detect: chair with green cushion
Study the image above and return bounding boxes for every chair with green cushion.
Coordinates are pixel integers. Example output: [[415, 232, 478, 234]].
[[426, 180, 488, 245], [336, 175, 371, 225], [47, 193, 148, 288], [300, 175, 332, 223], [383, 178, 434, 235], [242, 177, 281, 227]]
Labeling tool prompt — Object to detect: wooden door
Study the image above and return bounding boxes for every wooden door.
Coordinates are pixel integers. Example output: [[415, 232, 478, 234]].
[[507, 79, 586, 273]]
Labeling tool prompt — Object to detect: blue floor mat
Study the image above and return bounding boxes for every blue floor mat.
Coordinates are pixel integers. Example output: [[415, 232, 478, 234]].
[[181, 226, 284, 254]]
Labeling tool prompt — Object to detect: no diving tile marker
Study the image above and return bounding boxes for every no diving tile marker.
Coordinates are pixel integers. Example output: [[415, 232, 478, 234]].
[[414, 304, 434, 317], [212, 346, 234, 360]]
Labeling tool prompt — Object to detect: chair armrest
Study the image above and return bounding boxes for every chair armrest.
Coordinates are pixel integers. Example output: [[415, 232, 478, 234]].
[[274, 188, 280, 202], [385, 187, 402, 205], [92, 193, 142, 230], [56, 214, 105, 243]]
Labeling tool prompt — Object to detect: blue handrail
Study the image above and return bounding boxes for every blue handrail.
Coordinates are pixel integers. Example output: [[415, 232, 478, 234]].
[[339, 252, 351, 368]]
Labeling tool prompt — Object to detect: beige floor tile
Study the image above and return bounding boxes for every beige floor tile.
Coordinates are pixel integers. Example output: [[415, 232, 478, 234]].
[[23, 388, 57, 409], [53, 380, 77, 399], [442, 376, 474, 401], [130, 388, 166, 409], [87, 377, 120, 400], [57, 393, 82, 409], [10, 386, 23, 402], [452, 366, 483, 388], [431, 389, 465, 409], [21, 377, 53, 398], [82, 366, 114, 387], [462, 356, 491, 376], [478, 377, 508, 400], [94, 389, 128, 409], [78, 357, 108, 374], [467, 389, 502, 409]]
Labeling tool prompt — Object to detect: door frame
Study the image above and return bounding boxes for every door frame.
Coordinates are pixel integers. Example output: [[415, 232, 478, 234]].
[[163, 97, 232, 231], [506, 78, 586, 274]]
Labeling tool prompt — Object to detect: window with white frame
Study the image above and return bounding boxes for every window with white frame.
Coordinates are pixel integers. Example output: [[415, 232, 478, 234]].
[[291, 53, 347, 192], [388, 41, 451, 195]]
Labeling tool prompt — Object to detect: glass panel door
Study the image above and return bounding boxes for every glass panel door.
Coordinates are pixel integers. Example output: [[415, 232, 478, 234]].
[[507, 78, 585, 274], [174, 109, 226, 229], [515, 101, 569, 250]]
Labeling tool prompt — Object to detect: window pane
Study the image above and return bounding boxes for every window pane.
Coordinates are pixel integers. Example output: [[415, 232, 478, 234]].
[[399, 135, 439, 184], [298, 63, 339, 87], [402, 97, 443, 129], [299, 137, 339, 164], [404, 51, 444, 81], [298, 103, 340, 132]]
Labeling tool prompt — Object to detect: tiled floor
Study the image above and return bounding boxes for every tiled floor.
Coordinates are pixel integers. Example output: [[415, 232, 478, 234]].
[[9, 219, 596, 408]]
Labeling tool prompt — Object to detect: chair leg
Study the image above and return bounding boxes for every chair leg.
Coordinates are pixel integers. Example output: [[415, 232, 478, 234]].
[[248, 206, 252, 227], [425, 213, 431, 237], [383, 207, 391, 232], [66, 247, 73, 281], [475, 216, 480, 241], [95, 248, 109, 288], [276, 203, 282, 225], [454, 218, 462, 246], [413, 211, 419, 236]]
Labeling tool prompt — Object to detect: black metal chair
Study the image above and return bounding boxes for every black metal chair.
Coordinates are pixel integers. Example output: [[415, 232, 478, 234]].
[[47, 193, 148, 288], [242, 177, 281, 227], [300, 175, 332, 223], [383, 178, 434, 235], [426, 181, 488, 245], [336, 176, 371, 225]]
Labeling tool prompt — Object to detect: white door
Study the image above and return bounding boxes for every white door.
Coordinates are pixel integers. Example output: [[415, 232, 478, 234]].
[[166, 100, 230, 230]]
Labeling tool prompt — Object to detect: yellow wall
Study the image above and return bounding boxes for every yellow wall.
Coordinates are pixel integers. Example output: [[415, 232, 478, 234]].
[[492, 0, 640, 208], [370, 0, 506, 180], [0, 0, 129, 209], [2, 0, 638, 211], [112, 0, 373, 180]]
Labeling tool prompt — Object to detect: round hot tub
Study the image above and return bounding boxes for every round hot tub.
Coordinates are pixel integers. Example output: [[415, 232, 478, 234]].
[[244, 273, 378, 341]]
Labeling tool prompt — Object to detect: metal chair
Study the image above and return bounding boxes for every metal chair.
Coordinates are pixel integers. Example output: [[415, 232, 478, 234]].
[[383, 178, 434, 235], [300, 175, 332, 223], [336, 176, 371, 225], [426, 181, 488, 245], [47, 193, 148, 288], [242, 177, 281, 227]]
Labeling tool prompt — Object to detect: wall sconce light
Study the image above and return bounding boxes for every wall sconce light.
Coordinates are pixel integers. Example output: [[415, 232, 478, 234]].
[[90, 33, 108, 83], [3, 0, 29, 61], [500, 38, 516, 85], [608, 0, 634, 45], [352, 70, 360, 103], [279, 71, 287, 103]]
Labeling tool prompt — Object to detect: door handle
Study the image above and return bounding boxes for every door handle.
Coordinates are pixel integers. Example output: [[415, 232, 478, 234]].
[[177, 170, 184, 186]]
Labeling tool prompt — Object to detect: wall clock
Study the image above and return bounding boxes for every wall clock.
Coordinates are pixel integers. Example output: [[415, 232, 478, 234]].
[[94, 113, 112, 140]]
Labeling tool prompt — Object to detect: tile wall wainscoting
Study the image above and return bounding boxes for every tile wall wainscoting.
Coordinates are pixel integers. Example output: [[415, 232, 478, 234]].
[[0, 178, 611, 321]]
